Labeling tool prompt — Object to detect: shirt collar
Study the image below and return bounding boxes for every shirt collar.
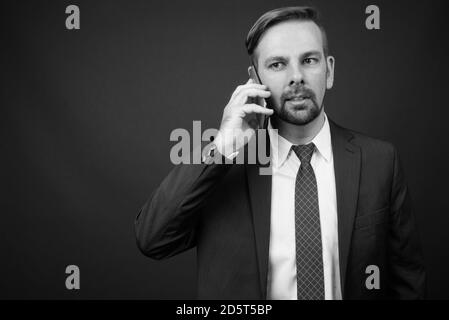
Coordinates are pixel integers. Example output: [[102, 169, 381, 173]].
[[268, 112, 332, 169]]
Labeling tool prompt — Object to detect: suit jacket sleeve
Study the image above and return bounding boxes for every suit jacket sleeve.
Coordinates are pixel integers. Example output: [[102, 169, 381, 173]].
[[387, 145, 427, 299], [134, 152, 232, 260]]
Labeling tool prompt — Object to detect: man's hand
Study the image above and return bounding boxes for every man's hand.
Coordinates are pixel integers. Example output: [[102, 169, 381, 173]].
[[214, 79, 273, 158]]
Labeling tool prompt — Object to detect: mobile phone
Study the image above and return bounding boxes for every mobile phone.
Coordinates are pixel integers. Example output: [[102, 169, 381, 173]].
[[247, 65, 269, 129]]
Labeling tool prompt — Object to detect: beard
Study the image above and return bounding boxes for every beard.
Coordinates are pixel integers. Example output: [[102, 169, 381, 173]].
[[269, 85, 323, 125]]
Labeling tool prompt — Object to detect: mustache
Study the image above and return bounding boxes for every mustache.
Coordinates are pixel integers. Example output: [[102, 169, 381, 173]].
[[281, 86, 316, 101]]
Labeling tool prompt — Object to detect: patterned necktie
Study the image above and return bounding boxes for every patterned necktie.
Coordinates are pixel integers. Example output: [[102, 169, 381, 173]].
[[291, 143, 324, 300]]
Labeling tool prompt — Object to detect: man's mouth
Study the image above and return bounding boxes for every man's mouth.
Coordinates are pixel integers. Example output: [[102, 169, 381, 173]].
[[286, 95, 310, 101]]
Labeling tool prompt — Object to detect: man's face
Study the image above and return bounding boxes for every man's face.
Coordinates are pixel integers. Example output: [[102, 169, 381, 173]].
[[255, 20, 335, 125]]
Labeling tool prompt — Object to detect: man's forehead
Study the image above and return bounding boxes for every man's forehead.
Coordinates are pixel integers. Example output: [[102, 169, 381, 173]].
[[255, 20, 324, 60]]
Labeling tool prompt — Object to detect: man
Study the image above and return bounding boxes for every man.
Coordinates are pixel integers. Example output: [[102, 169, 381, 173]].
[[135, 6, 426, 300]]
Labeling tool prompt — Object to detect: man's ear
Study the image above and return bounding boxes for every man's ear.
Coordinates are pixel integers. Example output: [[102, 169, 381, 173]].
[[326, 56, 335, 89], [247, 66, 252, 78]]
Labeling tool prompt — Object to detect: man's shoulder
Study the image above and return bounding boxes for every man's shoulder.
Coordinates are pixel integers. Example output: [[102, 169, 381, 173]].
[[329, 119, 397, 161]]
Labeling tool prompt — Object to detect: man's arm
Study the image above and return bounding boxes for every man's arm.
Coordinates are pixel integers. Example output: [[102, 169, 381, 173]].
[[134, 79, 272, 260], [134, 159, 232, 260], [387, 145, 427, 299]]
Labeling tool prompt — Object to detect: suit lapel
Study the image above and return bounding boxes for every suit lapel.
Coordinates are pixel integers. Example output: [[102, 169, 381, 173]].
[[245, 129, 272, 299], [329, 119, 361, 298]]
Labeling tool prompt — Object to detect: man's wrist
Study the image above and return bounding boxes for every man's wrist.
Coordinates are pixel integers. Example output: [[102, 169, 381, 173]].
[[214, 131, 239, 160]]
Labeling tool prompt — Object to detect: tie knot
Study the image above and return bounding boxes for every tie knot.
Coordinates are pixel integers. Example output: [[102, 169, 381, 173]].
[[292, 143, 315, 165]]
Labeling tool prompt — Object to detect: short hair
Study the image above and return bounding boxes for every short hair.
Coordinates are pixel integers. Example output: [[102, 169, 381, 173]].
[[245, 6, 329, 63]]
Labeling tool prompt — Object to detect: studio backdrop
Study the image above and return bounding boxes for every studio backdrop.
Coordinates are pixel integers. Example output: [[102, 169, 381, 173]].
[[2, 0, 448, 299]]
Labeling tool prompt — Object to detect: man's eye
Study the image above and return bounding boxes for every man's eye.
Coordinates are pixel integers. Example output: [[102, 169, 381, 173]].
[[269, 62, 284, 70], [303, 58, 318, 65]]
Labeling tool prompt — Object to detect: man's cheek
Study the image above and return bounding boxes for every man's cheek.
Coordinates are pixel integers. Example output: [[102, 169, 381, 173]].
[[266, 94, 281, 110]]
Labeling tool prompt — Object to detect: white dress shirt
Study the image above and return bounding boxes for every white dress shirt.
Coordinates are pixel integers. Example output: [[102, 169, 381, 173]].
[[266, 112, 342, 300]]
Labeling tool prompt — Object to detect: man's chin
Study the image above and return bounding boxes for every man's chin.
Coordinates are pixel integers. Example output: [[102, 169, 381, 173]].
[[279, 105, 321, 126]]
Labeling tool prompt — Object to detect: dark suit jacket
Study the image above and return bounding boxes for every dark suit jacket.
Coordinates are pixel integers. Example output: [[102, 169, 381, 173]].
[[135, 118, 426, 299]]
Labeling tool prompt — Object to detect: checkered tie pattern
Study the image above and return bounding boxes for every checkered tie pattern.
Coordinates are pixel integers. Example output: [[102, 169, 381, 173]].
[[291, 143, 324, 300]]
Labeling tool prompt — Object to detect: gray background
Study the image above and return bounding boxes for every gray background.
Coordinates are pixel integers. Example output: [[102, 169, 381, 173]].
[[2, 0, 448, 299]]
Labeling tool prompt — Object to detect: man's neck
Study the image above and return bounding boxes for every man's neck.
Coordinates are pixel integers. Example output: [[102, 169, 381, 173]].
[[271, 109, 325, 145]]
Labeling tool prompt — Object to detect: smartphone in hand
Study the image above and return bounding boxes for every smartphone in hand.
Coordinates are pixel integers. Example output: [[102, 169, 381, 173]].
[[248, 65, 270, 129]]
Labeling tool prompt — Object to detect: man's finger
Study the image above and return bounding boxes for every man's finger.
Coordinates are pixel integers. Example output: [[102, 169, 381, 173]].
[[231, 83, 267, 100], [234, 88, 271, 103], [242, 103, 274, 115]]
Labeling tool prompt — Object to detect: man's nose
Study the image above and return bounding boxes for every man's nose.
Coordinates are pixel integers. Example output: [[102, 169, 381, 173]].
[[288, 66, 305, 86]]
